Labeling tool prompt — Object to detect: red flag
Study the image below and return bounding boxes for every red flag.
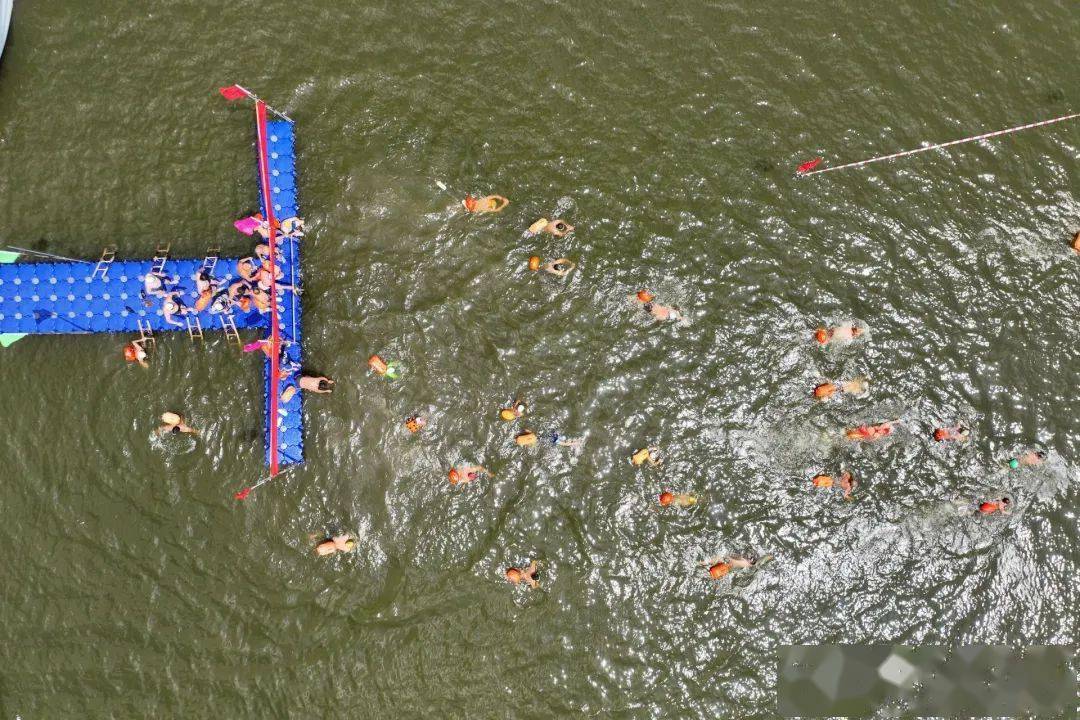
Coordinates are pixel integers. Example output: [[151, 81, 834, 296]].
[[219, 85, 248, 101], [234, 487, 252, 501], [797, 157, 823, 174]]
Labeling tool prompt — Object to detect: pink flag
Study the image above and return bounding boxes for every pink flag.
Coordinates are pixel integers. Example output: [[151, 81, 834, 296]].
[[234, 216, 260, 235], [797, 158, 824, 174], [219, 85, 248, 101]]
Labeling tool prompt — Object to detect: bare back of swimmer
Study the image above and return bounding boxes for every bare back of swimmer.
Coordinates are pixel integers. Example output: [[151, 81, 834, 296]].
[[463, 195, 510, 214]]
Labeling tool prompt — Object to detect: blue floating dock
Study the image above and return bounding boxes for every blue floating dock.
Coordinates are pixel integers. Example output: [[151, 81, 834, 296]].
[[0, 117, 305, 472], [260, 120, 304, 468]]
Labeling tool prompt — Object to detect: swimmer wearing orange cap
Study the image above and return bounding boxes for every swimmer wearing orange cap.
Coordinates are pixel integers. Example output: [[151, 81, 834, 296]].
[[813, 378, 868, 400], [702, 555, 762, 580], [659, 491, 697, 507], [528, 256, 542, 271], [448, 465, 490, 486], [814, 323, 864, 345], [123, 338, 149, 369], [629, 290, 682, 322], [811, 474, 834, 489], [515, 430, 539, 447], [978, 496, 1012, 515], [405, 416, 426, 433], [505, 560, 539, 589], [463, 195, 510, 214], [368, 354, 399, 379], [845, 421, 894, 441], [499, 400, 527, 421]]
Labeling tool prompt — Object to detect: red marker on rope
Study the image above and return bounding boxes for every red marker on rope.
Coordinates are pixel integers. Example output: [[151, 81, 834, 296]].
[[797, 110, 1080, 177]]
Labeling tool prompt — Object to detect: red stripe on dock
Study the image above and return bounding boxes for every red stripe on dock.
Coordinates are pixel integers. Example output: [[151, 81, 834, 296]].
[[255, 101, 281, 477]]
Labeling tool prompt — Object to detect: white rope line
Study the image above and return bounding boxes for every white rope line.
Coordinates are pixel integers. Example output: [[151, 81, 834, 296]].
[[800, 111, 1080, 176]]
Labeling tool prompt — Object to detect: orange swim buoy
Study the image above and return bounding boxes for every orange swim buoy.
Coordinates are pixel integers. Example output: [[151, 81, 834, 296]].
[[195, 290, 213, 312], [708, 562, 731, 579], [636, 290, 655, 303]]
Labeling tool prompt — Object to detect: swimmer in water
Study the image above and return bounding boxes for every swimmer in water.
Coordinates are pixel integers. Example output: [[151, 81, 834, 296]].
[[814, 323, 864, 345], [405, 416, 426, 433], [978, 496, 1013, 515], [813, 378, 869, 399], [659, 491, 697, 507], [1072, 231, 1080, 253], [499, 400, 527, 421], [839, 471, 856, 500], [315, 534, 356, 556], [526, 218, 574, 237], [541, 258, 576, 277], [368, 355, 399, 379], [448, 465, 490, 486], [515, 430, 539, 447], [544, 431, 581, 448], [629, 290, 682, 322], [505, 560, 539, 589], [701, 555, 762, 580], [299, 375, 334, 394], [811, 474, 834, 489], [631, 446, 661, 467], [933, 425, 970, 442], [123, 338, 149, 369], [1008, 451, 1046, 469], [528, 256, 542, 271], [845, 421, 894, 442], [157, 411, 197, 437], [463, 195, 510, 214]]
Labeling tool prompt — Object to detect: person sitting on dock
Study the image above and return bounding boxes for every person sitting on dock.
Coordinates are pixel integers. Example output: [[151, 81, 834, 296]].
[[143, 270, 179, 301], [463, 195, 510, 214], [281, 217, 305, 239], [157, 412, 197, 436], [162, 292, 189, 327], [193, 270, 222, 312], [237, 257, 260, 282], [123, 339, 149, 369]]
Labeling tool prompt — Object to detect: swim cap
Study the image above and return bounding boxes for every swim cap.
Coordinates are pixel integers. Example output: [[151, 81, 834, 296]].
[[448, 469, 460, 484], [1008, 458, 1019, 469], [933, 429, 948, 441], [631, 448, 650, 466], [463, 196, 478, 212], [659, 491, 674, 507], [505, 567, 523, 583], [499, 408, 517, 421], [123, 344, 138, 362], [708, 562, 731, 579], [814, 328, 828, 344], [637, 290, 654, 303], [528, 256, 541, 271]]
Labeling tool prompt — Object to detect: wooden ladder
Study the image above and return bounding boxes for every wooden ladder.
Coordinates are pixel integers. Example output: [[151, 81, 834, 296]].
[[185, 314, 204, 343], [136, 318, 156, 353], [218, 313, 242, 349], [202, 247, 220, 275], [91, 245, 117, 281], [151, 243, 171, 275]]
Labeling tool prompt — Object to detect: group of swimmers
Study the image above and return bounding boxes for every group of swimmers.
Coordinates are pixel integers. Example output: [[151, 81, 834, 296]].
[[137, 213, 305, 329], [809, 321, 1046, 516]]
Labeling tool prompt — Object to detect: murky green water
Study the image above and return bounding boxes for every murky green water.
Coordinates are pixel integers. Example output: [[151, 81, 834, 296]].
[[0, 1, 1077, 717]]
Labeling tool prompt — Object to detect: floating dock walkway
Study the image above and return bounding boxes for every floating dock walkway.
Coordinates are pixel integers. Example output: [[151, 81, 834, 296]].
[[0, 112, 304, 472]]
